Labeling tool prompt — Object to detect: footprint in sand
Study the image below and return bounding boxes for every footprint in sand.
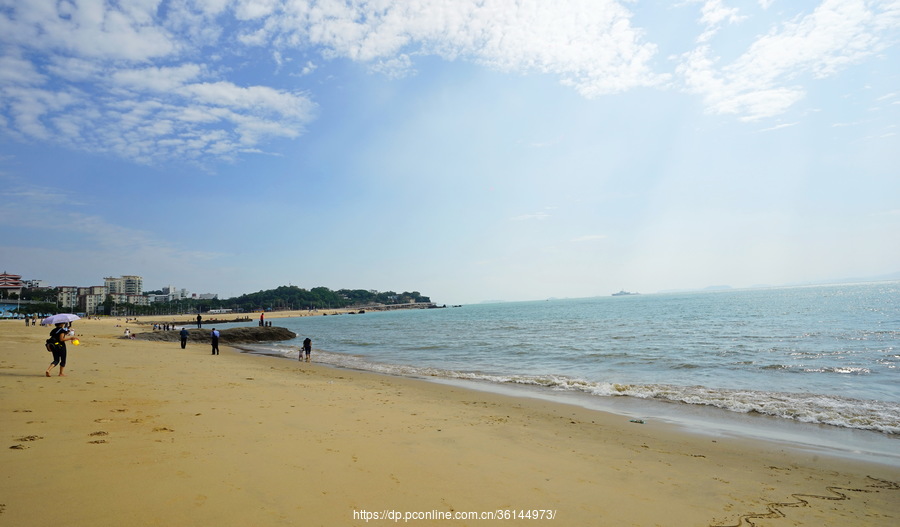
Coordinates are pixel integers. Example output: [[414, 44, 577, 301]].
[[15, 435, 43, 442], [90, 431, 109, 437], [88, 440, 108, 444], [9, 444, 28, 450]]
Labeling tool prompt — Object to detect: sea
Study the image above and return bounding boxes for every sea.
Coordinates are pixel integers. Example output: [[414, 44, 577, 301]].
[[217, 282, 900, 463]]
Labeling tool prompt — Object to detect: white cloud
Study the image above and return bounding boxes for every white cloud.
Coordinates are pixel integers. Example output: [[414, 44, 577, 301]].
[[0, 0, 177, 61], [693, 0, 745, 42], [678, 45, 804, 121], [0, 54, 46, 85], [235, 0, 281, 21], [240, 0, 665, 95], [2, 86, 79, 140], [44, 57, 104, 82], [111, 64, 205, 92], [300, 61, 318, 75], [0, 1, 323, 164], [0, 0, 662, 163], [758, 122, 798, 132], [367, 54, 414, 79], [1, 0, 896, 165], [677, 0, 900, 121], [0, 46, 314, 164]]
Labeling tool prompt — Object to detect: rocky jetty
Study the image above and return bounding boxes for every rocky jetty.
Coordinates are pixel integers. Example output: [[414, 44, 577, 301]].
[[131, 326, 296, 344]]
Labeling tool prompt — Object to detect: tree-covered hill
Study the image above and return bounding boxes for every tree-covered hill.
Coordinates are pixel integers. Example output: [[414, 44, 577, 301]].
[[13, 285, 431, 316], [230, 285, 430, 311]]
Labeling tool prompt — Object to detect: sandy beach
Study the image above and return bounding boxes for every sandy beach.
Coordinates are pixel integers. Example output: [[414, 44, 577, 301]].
[[2, 316, 898, 526]]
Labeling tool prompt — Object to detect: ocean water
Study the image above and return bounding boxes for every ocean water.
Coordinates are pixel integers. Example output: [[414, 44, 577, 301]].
[[230, 282, 900, 441]]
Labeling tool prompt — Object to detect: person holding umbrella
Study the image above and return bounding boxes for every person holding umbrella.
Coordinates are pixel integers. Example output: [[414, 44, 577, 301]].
[[43, 314, 81, 377]]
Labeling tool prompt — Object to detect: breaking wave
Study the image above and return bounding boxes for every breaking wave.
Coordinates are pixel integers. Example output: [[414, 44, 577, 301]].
[[243, 343, 900, 435]]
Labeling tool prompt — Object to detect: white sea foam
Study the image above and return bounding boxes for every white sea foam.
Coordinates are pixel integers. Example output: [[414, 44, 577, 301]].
[[249, 343, 900, 435]]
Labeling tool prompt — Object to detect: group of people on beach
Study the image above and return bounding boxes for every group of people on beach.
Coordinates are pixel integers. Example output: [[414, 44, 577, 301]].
[[43, 319, 314, 375], [177, 326, 220, 354]]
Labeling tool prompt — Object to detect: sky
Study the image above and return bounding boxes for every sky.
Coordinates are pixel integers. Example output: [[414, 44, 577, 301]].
[[0, 0, 898, 305]]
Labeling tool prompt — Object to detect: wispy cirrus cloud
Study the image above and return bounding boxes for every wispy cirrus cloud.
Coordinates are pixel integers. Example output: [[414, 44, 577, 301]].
[[677, 0, 900, 121], [691, 0, 745, 43], [510, 212, 551, 221], [758, 122, 799, 132]]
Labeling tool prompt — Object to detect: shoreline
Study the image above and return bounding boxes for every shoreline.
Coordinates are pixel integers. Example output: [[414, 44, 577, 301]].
[[425, 376, 900, 467], [224, 325, 900, 462], [119, 308, 900, 466], [232, 340, 900, 469], [2, 318, 899, 526]]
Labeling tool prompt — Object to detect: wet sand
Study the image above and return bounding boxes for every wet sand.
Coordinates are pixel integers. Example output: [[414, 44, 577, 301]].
[[2, 317, 898, 526]]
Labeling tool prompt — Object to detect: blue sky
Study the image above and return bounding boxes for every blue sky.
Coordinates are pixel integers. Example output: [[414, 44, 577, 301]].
[[1, 0, 898, 304]]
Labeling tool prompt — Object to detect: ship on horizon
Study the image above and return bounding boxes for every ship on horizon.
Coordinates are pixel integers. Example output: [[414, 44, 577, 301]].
[[611, 290, 639, 296]]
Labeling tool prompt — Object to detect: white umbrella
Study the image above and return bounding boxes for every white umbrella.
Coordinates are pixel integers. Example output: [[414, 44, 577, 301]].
[[42, 313, 81, 325]]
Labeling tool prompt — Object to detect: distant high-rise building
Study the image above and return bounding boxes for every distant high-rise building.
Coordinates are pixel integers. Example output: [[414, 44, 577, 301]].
[[104, 275, 143, 296], [57, 286, 78, 309]]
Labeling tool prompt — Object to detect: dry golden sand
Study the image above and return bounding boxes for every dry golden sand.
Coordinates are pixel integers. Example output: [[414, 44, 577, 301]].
[[1, 317, 898, 526]]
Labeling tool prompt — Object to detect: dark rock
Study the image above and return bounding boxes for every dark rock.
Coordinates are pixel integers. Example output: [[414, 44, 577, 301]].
[[131, 326, 296, 344]]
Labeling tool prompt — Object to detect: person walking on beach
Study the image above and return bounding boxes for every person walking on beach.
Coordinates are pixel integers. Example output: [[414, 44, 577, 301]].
[[45, 322, 78, 377], [196, 314, 202, 328], [302, 337, 312, 362], [180, 327, 189, 349], [210, 328, 220, 355]]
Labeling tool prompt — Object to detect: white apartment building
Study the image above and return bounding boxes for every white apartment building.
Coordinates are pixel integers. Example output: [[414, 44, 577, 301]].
[[57, 286, 78, 310], [104, 275, 143, 296]]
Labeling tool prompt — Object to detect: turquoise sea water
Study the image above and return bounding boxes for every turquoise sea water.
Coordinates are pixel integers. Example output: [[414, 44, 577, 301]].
[[230, 282, 899, 441]]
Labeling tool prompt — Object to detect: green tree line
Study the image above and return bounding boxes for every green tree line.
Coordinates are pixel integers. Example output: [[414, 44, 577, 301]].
[[12, 285, 431, 316], [231, 286, 431, 311]]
